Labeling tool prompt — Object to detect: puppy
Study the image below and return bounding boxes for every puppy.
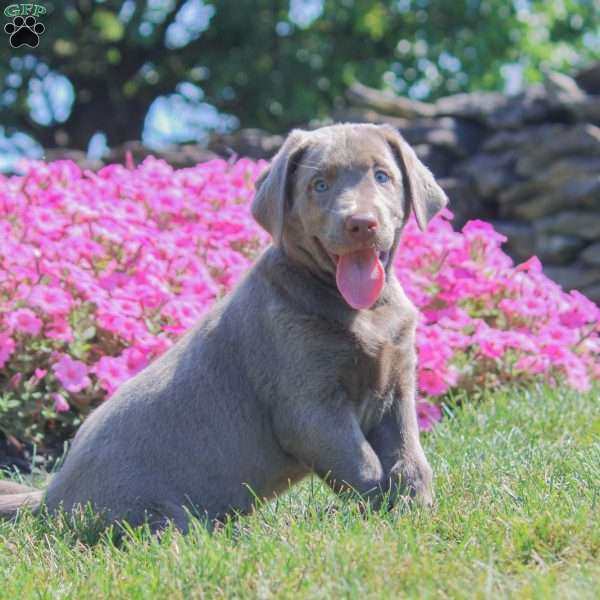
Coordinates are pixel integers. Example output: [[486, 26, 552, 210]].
[[0, 123, 447, 532]]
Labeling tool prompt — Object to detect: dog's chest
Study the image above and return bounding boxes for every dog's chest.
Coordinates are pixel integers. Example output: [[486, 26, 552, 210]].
[[337, 308, 406, 408], [336, 333, 399, 429]]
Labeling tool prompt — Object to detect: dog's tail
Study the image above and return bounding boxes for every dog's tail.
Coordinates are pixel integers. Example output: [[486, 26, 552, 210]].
[[0, 480, 43, 519]]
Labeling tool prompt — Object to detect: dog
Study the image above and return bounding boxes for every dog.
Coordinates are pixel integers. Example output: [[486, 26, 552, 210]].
[[0, 123, 447, 533]]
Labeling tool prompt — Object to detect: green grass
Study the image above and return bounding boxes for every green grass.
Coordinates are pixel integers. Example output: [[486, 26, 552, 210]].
[[1, 384, 599, 599]]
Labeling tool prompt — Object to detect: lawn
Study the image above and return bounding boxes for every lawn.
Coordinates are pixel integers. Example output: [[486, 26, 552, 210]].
[[1, 384, 598, 599]]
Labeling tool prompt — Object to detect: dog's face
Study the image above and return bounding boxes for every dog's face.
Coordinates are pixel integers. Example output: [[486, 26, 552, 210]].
[[252, 124, 448, 309]]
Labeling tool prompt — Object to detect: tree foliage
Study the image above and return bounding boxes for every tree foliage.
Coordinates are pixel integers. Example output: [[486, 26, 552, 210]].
[[0, 0, 598, 150]]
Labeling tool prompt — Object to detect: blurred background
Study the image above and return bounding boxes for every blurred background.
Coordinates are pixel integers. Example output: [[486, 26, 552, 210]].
[[1, 0, 599, 300], [1, 0, 598, 164]]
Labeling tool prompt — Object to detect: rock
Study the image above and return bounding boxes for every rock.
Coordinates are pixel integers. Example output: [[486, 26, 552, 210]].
[[331, 112, 479, 159], [533, 233, 585, 265], [535, 210, 600, 241], [434, 91, 510, 125], [105, 140, 151, 165], [156, 144, 221, 168], [543, 72, 600, 122], [498, 179, 543, 209], [209, 129, 284, 159], [491, 221, 535, 261], [484, 85, 553, 129], [515, 124, 600, 176], [581, 242, 600, 266], [456, 152, 515, 198], [574, 176, 600, 209], [403, 122, 459, 156], [412, 144, 454, 178], [436, 178, 488, 230], [575, 61, 600, 95], [396, 118, 485, 159], [106, 141, 220, 169], [332, 108, 412, 129], [482, 124, 567, 152], [513, 176, 600, 219], [42, 148, 104, 171], [568, 96, 600, 122], [580, 283, 600, 305], [544, 71, 587, 104], [533, 156, 600, 185], [346, 82, 436, 119], [347, 82, 552, 129], [499, 156, 600, 206], [543, 264, 600, 292], [433, 89, 551, 129]]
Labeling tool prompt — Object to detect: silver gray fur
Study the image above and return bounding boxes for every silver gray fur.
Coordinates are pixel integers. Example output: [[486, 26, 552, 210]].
[[0, 123, 447, 532]]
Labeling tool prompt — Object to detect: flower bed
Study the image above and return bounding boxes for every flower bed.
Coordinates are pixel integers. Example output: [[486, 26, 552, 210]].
[[0, 157, 598, 448]]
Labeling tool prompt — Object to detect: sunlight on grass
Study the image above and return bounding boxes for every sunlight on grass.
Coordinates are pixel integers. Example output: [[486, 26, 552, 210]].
[[1, 384, 598, 598]]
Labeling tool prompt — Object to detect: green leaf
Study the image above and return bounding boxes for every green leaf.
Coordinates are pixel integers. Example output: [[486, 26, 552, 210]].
[[92, 9, 125, 43]]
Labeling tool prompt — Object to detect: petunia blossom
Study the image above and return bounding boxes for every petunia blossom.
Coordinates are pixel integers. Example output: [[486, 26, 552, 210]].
[[53, 355, 92, 393], [7, 308, 43, 336], [417, 401, 443, 432], [52, 392, 70, 413]]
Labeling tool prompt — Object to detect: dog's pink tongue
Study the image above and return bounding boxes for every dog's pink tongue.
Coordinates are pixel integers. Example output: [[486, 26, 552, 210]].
[[336, 248, 385, 310]]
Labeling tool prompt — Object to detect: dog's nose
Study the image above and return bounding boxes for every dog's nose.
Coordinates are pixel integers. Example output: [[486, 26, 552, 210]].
[[345, 213, 378, 242]]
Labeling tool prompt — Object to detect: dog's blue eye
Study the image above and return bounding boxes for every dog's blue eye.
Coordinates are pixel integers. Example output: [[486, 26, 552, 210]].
[[313, 179, 329, 192], [374, 170, 390, 184]]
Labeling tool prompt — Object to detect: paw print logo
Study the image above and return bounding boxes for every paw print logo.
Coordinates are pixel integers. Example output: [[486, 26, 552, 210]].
[[4, 15, 45, 48]]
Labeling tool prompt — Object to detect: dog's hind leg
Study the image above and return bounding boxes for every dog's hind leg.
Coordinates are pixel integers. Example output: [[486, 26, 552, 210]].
[[143, 501, 190, 536]]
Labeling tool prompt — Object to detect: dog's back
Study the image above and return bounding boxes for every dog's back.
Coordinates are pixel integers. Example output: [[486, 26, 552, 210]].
[[0, 249, 310, 530], [40, 252, 307, 530]]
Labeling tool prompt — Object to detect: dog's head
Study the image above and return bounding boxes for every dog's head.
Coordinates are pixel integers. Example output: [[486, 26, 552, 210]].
[[252, 123, 448, 310]]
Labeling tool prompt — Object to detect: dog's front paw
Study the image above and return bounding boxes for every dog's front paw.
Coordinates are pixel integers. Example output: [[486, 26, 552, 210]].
[[390, 454, 433, 507]]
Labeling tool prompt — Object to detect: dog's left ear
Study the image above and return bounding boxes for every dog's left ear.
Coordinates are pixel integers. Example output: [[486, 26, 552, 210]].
[[378, 124, 448, 231], [251, 129, 307, 246]]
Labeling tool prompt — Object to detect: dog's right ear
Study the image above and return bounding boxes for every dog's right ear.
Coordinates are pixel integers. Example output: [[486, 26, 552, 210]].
[[251, 129, 307, 246]]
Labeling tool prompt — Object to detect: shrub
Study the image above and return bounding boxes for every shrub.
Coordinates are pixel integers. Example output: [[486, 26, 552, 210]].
[[0, 157, 598, 449]]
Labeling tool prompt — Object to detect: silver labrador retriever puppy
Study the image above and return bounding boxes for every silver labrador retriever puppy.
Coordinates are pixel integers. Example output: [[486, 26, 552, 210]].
[[0, 123, 447, 532]]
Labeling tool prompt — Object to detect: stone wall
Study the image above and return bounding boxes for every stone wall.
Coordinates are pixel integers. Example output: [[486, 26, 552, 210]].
[[38, 63, 600, 302]]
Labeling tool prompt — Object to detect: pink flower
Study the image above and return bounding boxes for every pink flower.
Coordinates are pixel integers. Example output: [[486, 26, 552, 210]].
[[419, 369, 450, 396], [519, 296, 548, 318], [46, 317, 74, 343], [462, 220, 507, 246], [93, 355, 131, 395], [417, 401, 442, 432], [29, 285, 73, 316], [103, 298, 142, 319], [539, 325, 577, 346], [8, 308, 43, 336], [34, 368, 47, 379], [478, 338, 506, 360], [0, 154, 596, 420], [515, 256, 543, 274], [52, 392, 70, 413], [123, 346, 149, 375], [565, 364, 591, 392], [541, 344, 570, 365], [0, 334, 15, 369], [559, 290, 599, 328], [515, 355, 548, 375], [53, 355, 91, 393]]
